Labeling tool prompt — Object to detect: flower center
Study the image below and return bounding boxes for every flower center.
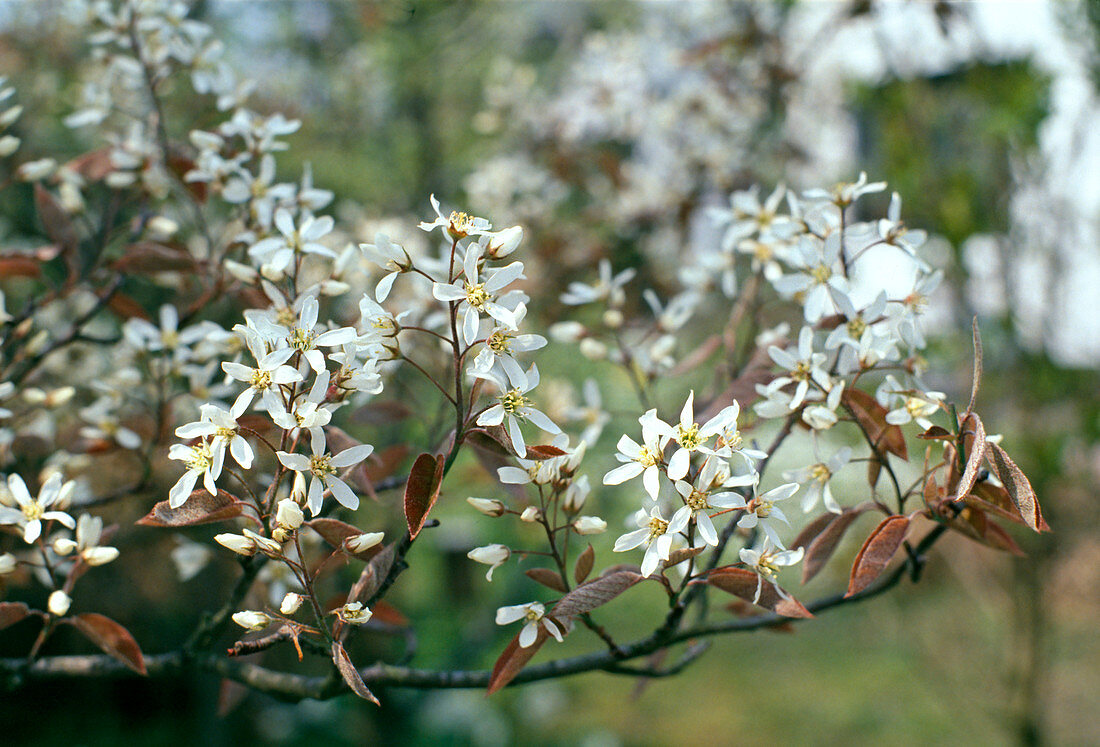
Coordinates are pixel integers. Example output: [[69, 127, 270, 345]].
[[22, 501, 44, 521], [448, 211, 473, 237], [464, 282, 489, 310], [791, 362, 811, 382], [500, 389, 530, 414], [309, 454, 335, 480], [716, 426, 743, 450], [636, 446, 659, 468], [250, 369, 272, 390], [746, 496, 772, 518], [810, 463, 831, 483], [290, 327, 315, 352], [676, 423, 701, 450], [161, 330, 179, 349], [276, 307, 297, 328], [487, 330, 513, 353], [810, 264, 832, 284], [646, 516, 669, 540], [215, 426, 237, 440], [847, 317, 867, 339], [523, 606, 543, 623], [905, 396, 932, 417], [686, 490, 710, 512], [187, 444, 212, 473], [752, 242, 773, 262]]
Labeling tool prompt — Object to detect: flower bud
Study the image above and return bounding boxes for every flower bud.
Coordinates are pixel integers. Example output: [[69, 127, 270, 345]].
[[48, 590, 71, 617], [602, 309, 624, 329], [466, 497, 505, 517], [82, 546, 120, 566], [520, 506, 542, 523], [16, 158, 56, 181], [224, 260, 259, 284], [232, 610, 271, 631], [572, 516, 607, 535], [0, 553, 16, 575], [215, 532, 256, 556], [147, 216, 179, 238], [243, 528, 283, 556], [280, 592, 304, 615], [337, 601, 372, 625], [345, 531, 384, 554], [549, 321, 586, 343], [579, 338, 607, 361], [0, 135, 20, 157], [53, 537, 78, 556], [467, 544, 510, 581], [484, 225, 523, 259], [275, 498, 304, 531], [562, 474, 590, 512]]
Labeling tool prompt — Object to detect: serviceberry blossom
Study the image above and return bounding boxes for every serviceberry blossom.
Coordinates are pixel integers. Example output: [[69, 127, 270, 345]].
[[723, 482, 800, 548], [471, 303, 547, 387], [668, 478, 750, 547], [496, 602, 564, 648], [175, 403, 254, 478], [881, 376, 945, 431], [167, 439, 219, 508], [418, 194, 491, 239], [772, 233, 849, 322], [277, 428, 373, 514], [432, 244, 525, 347], [248, 207, 336, 274], [655, 390, 742, 481], [740, 537, 805, 604], [358, 232, 412, 302], [603, 409, 669, 501], [0, 473, 75, 544], [473, 364, 560, 458], [467, 543, 510, 581], [560, 258, 635, 306], [783, 447, 852, 514], [614, 505, 676, 578], [767, 326, 832, 410]]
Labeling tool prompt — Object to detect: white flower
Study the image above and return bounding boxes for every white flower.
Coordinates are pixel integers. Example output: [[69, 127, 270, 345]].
[[432, 245, 525, 347], [248, 208, 336, 273], [345, 532, 384, 554], [667, 477, 749, 547], [496, 601, 563, 648], [560, 259, 635, 306], [471, 302, 546, 388], [232, 610, 272, 631], [603, 409, 669, 501], [359, 232, 412, 302], [0, 553, 16, 575], [520, 506, 542, 523], [418, 194, 491, 239], [613, 506, 675, 577], [276, 428, 373, 514], [279, 295, 359, 374], [739, 537, 805, 603], [803, 171, 886, 206], [654, 391, 742, 481], [167, 439, 219, 509], [881, 375, 945, 430], [771, 234, 849, 322], [467, 543, 510, 581], [767, 326, 832, 410], [336, 601, 373, 625], [73, 514, 119, 566], [222, 327, 302, 415], [0, 473, 76, 544], [467, 497, 505, 517], [78, 398, 141, 450], [175, 403, 254, 478], [723, 482, 800, 548], [710, 183, 793, 250], [123, 304, 212, 363], [280, 592, 304, 615], [48, 590, 72, 617], [474, 364, 560, 458], [783, 447, 852, 514]]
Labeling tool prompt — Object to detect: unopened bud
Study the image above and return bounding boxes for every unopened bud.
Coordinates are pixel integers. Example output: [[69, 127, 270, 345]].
[[215, 533, 256, 556], [572, 516, 607, 535], [16, 158, 56, 181], [579, 338, 607, 360], [53, 538, 78, 556], [485, 225, 523, 259], [602, 309, 624, 329], [280, 592, 304, 615], [232, 610, 271, 631], [549, 321, 586, 343], [344, 531, 384, 554], [0, 135, 19, 157], [0, 553, 15, 575], [520, 506, 542, 523], [48, 590, 72, 617], [275, 498, 304, 531], [466, 497, 506, 517]]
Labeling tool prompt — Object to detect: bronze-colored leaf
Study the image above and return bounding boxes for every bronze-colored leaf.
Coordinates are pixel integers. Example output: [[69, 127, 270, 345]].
[[662, 545, 706, 570], [966, 481, 1026, 526], [404, 452, 445, 539], [968, 317, 983, 414], [0, 602, 32, 631], [843, 388, 908, 461], [332, 641, 380, 704], [791, 511, 839, 553], [551, 569, 643, 619], [307, 518, 383, 561], [947, 507, 1025, 556], [136, 489, 244, 527], [348, 541, 398, 605], [918, 425, 955, 441], [800, 504, 874, 584], [466, 425, 516, 457], [985, 443, 1046, 532], [0, 254, 42, 279], [525, 444, 568, 460], [107, 292, 151, 321], [573, 544, 595, 585], [487, 627, 549, 695], [34, 183, 79, 262], [66, 148, 115, 181], [525, 567, 568, 593], [112, 241, 197, 274], [706, 567, 812, 618], [845, 515, 910, 597], [363, 444, 410, 484], [68, 613, 147, 675], [956, 412, 986, 500], [349, 400, 413, 426]]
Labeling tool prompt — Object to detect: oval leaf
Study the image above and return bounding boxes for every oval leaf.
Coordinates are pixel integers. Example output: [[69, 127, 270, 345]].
[[551, 570, 642, 619], [845, 515, 910, 597], [0, 602, 32, 631], [844, 388, 908, 461], [68, 613, 147, 675], [525, 567, 568, 593], [487, 627, 549, 695], [800, 505, 873, 584], [525, 444, 567, 460], [985, 443, 1046, 532], [956, 412, 986, 500], [137, 489, 245, 527], [706, 567, 812, 618], [573, 544, 595, 586], [332, 641, 380, 704], [404, 453, 445, 539]]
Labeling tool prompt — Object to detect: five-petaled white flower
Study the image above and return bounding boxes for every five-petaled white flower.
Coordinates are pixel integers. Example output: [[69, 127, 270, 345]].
[[722, 482, 800, 548], [613, 505, 675, 577], [175, 403, 254, 478], [473, 364, 560, 458], [432, 245, 525, 347], [359, 232, 412, 302], [495, 601, 564, 648], [739, 537, 805, 604], [248, 207, 336, 273], [767, 326, 832, 410], [655, 391, 741, 481], [783, 447, 852, 514], [418, 194, 491, 239], [222, 325, 303, 415], [667, 475, 754, 547], [167, 439, 220, 508], [0, 473, 75, 544], [277, 428, 373, 514], [603, 409, 669, 501]]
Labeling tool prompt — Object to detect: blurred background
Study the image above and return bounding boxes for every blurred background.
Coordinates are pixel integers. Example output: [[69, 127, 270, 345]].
[[2, 1, 1100, 744]]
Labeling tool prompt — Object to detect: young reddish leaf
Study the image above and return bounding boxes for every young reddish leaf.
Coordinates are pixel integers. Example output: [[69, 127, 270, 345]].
[[968, 317, 983, 414], [918, 425, 955, 441], [112, 241, 197, 274], [136, 490, 245, 527], [662, 546, 706, 570], [525, 567, 568, 593], [404, 452, 445, 539], [0, 602, 32, 631], [347, 541, 397, 605], [307, 518, 383, 561], [525, 444, 567, 460], [108, 292, 151, 321], [370, 600, 409, 627], [706, 568, 812, 618], [487, 627, 549, 695], [0, 255, 42, 279], [843, 388, 908, 461], [466, 426, 517, 457], [332, 642, 380, 704], [845, 515, 910, 597], [966, 481, 1027, 526], [791, 511, 839, 553], [947, 508, 1025, 556], [956, 412, 986, 500], [68, 613, 147, 675], [800, 504, 873, 584], [551, 570, 643, 619], [349, 400, 413, 426], [363, 444, 410, 484], [985, 443, 1046, 532], [66, 148, 115, 181], [574, 544, 595, 585], [34, 183, 79, 261]]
